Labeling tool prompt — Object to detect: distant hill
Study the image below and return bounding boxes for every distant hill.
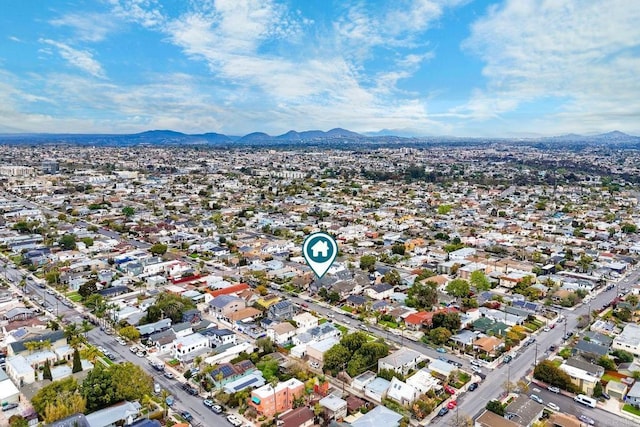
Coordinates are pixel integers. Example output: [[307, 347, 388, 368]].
[[0, 128, 638, 149]]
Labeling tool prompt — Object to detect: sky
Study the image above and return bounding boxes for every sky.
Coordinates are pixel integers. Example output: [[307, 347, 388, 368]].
[[1, 0, 639, 137]]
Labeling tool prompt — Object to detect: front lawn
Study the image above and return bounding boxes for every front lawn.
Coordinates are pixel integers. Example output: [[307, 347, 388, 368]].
[[623, 404, 640, 416], [336, 325, 348, 335], [378, 320, 399, 329], [66, 291, 82, 302], [341, 306, 354, 313]]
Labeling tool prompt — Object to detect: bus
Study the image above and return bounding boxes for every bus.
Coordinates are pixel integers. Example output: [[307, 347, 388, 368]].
[[574, 394, 597, 408]]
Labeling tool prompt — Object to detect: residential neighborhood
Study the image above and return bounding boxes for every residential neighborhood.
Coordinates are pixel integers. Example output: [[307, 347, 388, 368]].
[[0, 144, 640, 427]]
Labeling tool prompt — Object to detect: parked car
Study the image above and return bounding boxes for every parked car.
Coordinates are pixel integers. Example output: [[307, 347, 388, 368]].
[[227, 415, 242, 426], [548, 345, 557, 352], [471, 366, 482, 373], [471, 359, 483, 367], [447, 400, 457, 409], [180, 411, 193, 422], [437, 407, 449, 417], [579, 415, 595, 425], [503, 355, 513, 363], [468, 382, 479, 391], [546, 402, 560, 411], [163, 371, 174, 379], [547, 386, 560, 394], [211, 404, 223, 414], [203, 399, 214, 407], [444, 385, 456, 395], [154, 383, 161, 394], [1, 402, 19, 411], [530, 394, 544, 404], [436, 347, 447, 353], [543, 327, 550, 332], [165, 396, 174, 407]]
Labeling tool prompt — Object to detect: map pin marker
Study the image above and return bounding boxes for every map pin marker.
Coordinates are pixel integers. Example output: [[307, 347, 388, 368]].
[[303, 232, 338, 279]]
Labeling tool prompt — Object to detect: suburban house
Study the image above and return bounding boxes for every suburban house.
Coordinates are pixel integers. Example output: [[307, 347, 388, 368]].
[[377, 348, 427, 376], [625, 381, 640, 408], [364, 377, 391, 403], [267, 300, 296, 321], [386, 377, 419, 405], [292, 312, 319, 333], [350, 405, 403, 427], [307, 337, 340, 366], [209, 295, 246, 321], [210, 360, 256, 388], [612, 323, 640, 356], [473, 336, 505, 356], [266, 322, 297, 345], [277, 407, 315, 427], [559, 358, 604, 395], [171, 333, 210, 361], [318, 394, 348, 421], [503, 394, 544, 427], [365, 283, 394, 300], [405, 368, 441, 394]]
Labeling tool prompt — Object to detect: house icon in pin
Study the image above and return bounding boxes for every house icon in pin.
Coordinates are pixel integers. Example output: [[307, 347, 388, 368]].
[[310, 239, 329, 258]]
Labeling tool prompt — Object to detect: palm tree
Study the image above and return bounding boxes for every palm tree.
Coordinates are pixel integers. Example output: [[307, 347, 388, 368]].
[[141, 394, 154, 419], [80, 346, 101, 363], [81, 319, 93, 338], [160, 389, 170, 420]]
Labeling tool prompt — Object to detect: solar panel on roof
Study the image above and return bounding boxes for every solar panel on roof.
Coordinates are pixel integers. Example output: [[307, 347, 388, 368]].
[[232, 376, 260, 391]]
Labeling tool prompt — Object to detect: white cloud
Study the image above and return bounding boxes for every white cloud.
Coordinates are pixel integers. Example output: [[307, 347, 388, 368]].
[[49, 13, 120, 42], [458, 0, 640, 133], [40, 39, 106, 79]]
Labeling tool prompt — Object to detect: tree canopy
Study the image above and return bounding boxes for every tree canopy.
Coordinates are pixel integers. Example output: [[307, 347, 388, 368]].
[[406, 281, 438, 310], [533, 360, 577, 392], [446, 279, 470, 298], [81, 362, 153, 412], [359, 255, 377, 272], [470, 270, 491, 291], [58, 234, 77, 250], [149, 242, 168, 256]]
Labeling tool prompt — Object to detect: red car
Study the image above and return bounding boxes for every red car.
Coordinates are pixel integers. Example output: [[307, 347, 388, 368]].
[[444, 385, 456, 395], [447, 400, 457, 409]]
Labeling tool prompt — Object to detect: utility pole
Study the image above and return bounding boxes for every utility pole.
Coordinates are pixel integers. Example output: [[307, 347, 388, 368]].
[[534, 343, 538, 367]]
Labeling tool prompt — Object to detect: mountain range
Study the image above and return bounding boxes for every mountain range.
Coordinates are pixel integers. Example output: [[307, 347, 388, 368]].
[[0, 129, 638, 148]]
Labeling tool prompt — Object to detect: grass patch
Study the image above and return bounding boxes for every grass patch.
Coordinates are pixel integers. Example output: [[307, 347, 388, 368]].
[[341, 306, 354, 313], [66, 291, 82, 302], [318, 318, 327, 325], [524, 322, 540, 331], [551, 359, 562, 367], [602, 373, 622, 383], [189, 253, 199, 259], [623, 404, 640, 416], [378, 320, 399, 329], [336, 324, 348, 335]]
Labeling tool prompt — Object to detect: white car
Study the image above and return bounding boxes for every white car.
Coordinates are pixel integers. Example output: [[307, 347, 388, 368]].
[[227, 415, 242, 426], [543, 327, 550, 332], [471, 366, 482, 373], [546, 402, 560, 411]]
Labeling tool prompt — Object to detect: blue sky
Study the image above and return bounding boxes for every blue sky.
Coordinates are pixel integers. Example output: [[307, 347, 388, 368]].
[[1, 0, 639, 137]]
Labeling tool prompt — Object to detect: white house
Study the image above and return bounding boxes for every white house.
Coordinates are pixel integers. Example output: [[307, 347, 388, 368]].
[[266, 322, 297, 345], [172, 333, 209, 361], [292, 312, 318, 333], [5, 355, 35, 386], [612, 323, 640, 357], [386, 377, 419, 406], [405, 368, 442, 395], [366, 283, 394, 300], [378, 348, 427, 376]]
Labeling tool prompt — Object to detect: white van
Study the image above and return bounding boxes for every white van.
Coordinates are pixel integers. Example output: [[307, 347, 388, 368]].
[[574, 394, 597, 408], [154, 383, 161, 394]]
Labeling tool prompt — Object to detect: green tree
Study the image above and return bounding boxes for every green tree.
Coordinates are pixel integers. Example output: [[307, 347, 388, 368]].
[[122, 206, 135, 218], [406, 281, 438, 310], [340, 332, 369, 353], [149, 242, 168, 256], [80, 237, 94, 247], [611, 349, 634, 363], [43, 359, 53, 380], [78, 279, 98, 299], [470, 270, 491, 291], [359, 254, 377, 272], [72, 348, 82, 373], [255, 337, 276, 354], [32, 377, 81, 415], [621, 223, 637, 233], [119, 325, 141, 342], [429, 327, 452, 345], [391, 243, 406, 256], [383, 270, 401, 287], [432, 312, 461, 331], [593, 381, 603, 398], [378, 368, 405, 382], [323, 344, 351, 374], [58, 234, 77, 250], [8, 415, 29, 427], [486, 400, 505, 416], [533, 360, 576, 392], [256, 357, 280, 382], [446, 279, 470, 298], [82, 362, 153, 412], [597, 356, 616, 371]]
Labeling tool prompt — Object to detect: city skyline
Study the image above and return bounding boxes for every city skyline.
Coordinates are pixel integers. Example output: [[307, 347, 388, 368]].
[[1, 0, 639, 137]]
